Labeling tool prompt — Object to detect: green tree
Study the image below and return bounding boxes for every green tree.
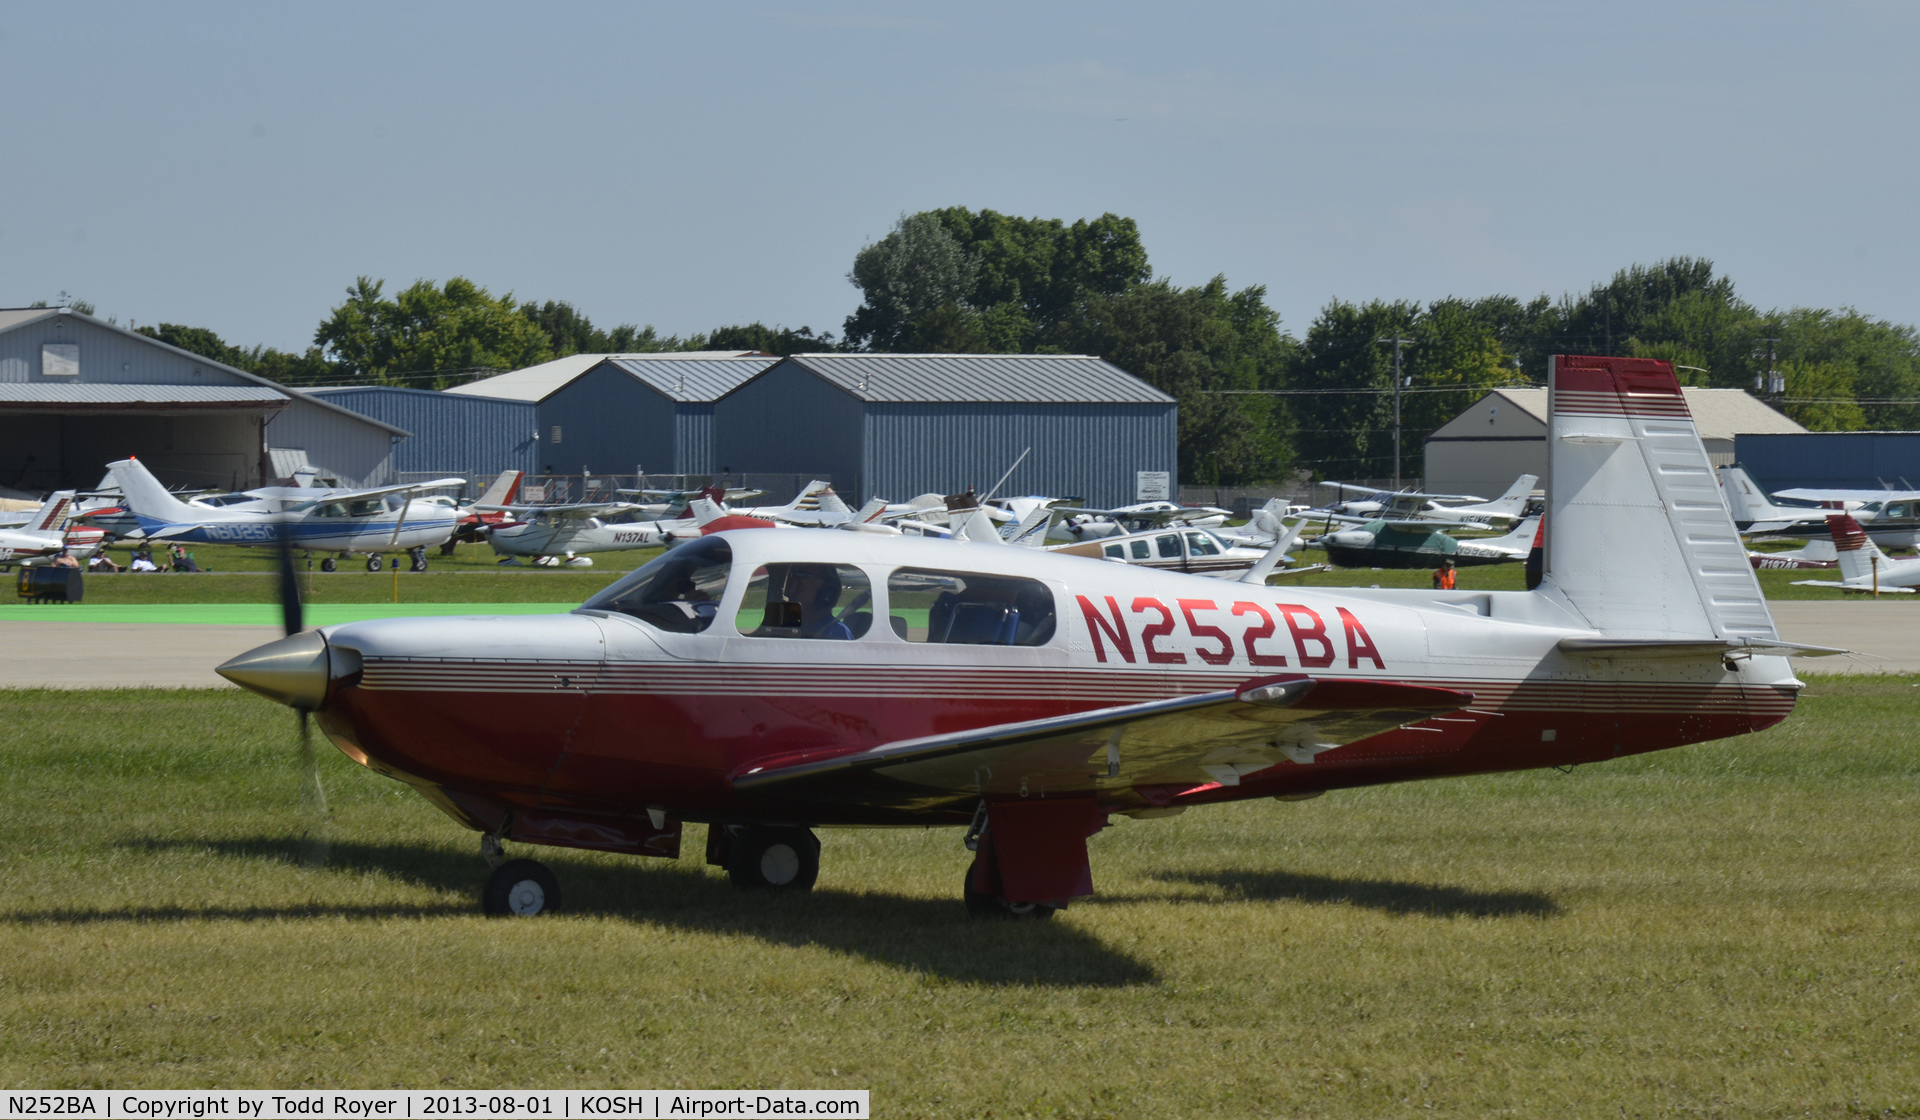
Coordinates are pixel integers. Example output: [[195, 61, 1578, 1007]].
[[134, 323, 332, 386], [1053, 277, 1293, 486], [314, 277, 555, 383], [705, 323, 841, 356], [519, 299, 689, 356], [843, 213, 979, 351], [1779, 359, 1867, 431]]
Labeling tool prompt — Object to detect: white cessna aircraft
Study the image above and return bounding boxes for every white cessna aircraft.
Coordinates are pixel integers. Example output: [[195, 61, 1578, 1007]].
[[1312, 475, 1537, 530], [107, 458, 465, 571], [1789, 512, 1920, 593]]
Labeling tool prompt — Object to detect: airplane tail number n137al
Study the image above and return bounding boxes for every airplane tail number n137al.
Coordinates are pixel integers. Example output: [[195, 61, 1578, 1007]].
[[218, 356, 1842, 919]]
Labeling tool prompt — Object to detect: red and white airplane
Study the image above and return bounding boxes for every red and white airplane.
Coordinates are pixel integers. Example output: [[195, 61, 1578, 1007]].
[[217, 357, 1834, 918], [1789, 511, 1920, 593], [0, 491, 107, 567]]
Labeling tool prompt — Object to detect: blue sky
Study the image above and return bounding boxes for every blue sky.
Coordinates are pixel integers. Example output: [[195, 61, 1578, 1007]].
[[2, 2, 1913, 352]]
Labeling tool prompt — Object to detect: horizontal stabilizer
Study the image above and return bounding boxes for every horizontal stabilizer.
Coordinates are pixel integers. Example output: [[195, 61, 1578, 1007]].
[[1557, 636, 1850, 658], [1789, 579, 1915, 594]]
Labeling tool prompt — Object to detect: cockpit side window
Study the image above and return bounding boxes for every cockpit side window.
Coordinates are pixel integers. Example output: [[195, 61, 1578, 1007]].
[[578, 537, 732, 633], [886, 568, 1056, 646], [735, 563, 872, 640]]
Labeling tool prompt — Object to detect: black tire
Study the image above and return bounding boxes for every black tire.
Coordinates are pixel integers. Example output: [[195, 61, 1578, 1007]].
[[483, 859, 561, 917], [962, 866, 1056, 920], [320, 557, 336, 573], [410, 551, 429, 573], [726, 827, 819, 891], [366, 555, 383, 572]]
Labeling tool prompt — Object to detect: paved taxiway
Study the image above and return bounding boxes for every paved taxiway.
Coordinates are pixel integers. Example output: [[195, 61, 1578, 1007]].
[[0, 601, 1912, 689]]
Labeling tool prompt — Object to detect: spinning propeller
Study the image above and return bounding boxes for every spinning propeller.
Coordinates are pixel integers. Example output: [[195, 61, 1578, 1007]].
[[275, 525, 330, 866]]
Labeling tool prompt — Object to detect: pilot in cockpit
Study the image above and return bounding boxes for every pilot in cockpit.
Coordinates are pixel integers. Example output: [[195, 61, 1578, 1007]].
[[784, 564, 852, 641]]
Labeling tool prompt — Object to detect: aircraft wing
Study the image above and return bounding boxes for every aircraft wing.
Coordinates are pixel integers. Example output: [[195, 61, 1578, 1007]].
[[1774, 488, 1920, 504], [310, 477, 471, 504], [730, 676, 1473, 812], [477, 501, 639, 519]]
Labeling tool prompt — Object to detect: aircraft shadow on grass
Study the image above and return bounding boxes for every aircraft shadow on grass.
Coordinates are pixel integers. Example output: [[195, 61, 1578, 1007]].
[[9, 836, 1159, 989], [1145, 869, 1561, 919]]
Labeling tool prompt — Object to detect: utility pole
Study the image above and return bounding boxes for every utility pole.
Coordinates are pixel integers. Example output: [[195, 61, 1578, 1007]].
[[1754, 323, 1783, 398], [1377, 335, 1415, 488]]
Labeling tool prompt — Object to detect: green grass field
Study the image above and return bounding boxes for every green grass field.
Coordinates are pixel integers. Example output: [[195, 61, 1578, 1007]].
[[2, 683, 1915, 1113]]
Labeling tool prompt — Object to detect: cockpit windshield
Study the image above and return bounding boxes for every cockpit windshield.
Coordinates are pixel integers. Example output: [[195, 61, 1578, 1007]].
[[577, 537, 732, 633]]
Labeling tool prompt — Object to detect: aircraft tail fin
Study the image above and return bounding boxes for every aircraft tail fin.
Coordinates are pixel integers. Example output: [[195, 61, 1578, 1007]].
[[1541, 356, 1775, 640], [689, 497, 726, 526], [1826, 511, 1886, 582], [1489, 474, 1538, 518], [475, 470, 523, 508], [954, 508, 1001, 543], [779, 480, 835, 515], [813, 488, 851, 516], [849, 497, 888, 525], [1248, 498, 1289, 540], [106, 458, 203, 524], [29, 491, 76, 533], [1486, 513, 1543, 552], [1003, 506, 1053, 548]]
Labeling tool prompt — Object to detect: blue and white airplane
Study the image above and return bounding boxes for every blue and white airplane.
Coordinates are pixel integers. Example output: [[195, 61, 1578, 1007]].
[[107, 457, 465, 571]]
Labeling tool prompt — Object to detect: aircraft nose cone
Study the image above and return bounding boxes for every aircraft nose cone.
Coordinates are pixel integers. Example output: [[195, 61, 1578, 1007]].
[[217, 630, 331, 709]]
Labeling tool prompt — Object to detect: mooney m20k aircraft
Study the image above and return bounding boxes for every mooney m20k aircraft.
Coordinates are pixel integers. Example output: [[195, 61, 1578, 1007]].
[[217, 356, 1834, 919]]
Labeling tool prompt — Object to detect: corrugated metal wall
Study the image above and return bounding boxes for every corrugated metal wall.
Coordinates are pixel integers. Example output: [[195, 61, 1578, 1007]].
[[307, 387, 537, 476], [537, 365, 675, 477], [863, 403, 1177, 507], [265, 397, 397, 486], [0, 315, 256, 387], [1736, 432, 1920, 490], [674, 404, 715, 475], [712, 364, 866, 491]]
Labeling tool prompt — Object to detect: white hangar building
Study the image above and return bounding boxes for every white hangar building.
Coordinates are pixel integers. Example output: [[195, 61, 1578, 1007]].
[[1424, 386, 1805, 499], [0, 306, 406, 494]]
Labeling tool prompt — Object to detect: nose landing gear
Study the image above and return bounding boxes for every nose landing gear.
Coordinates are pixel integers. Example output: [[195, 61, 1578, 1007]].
[[719, 826, 820, 891], [480, 835, 561, 917]]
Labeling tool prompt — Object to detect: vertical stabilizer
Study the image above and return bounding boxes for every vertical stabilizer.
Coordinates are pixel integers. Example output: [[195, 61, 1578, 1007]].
[[1543, 356, 1775, 640], [106, 459, 204, 525], [1825, 512, 1884, 583], [475, 470, 523, 508], [1486, 474, 1538, 519], [29, 491, 75, 532]]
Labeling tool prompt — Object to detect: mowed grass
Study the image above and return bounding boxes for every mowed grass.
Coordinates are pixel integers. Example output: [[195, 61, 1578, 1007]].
[[2, 686, 1917, 1113]]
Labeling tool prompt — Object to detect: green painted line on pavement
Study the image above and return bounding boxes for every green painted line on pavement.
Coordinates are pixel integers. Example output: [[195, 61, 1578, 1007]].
[[0, 603, 578, 625]]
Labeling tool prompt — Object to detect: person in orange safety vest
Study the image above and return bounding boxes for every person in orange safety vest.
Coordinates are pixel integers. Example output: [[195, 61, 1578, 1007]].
[[1432, 557, 1456, 590]]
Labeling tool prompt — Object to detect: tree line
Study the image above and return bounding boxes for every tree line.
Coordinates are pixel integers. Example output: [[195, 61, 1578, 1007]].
[[118, 208, 1920, 486]]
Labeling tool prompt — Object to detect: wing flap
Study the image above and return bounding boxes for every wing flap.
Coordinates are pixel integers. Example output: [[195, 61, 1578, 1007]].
[[730, 676, 1473, 810], [1558, 636, 1852, 657]]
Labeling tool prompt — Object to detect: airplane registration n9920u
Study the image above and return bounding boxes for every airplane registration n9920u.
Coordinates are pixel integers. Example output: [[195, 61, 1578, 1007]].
[[217, 356, 1841, 919]]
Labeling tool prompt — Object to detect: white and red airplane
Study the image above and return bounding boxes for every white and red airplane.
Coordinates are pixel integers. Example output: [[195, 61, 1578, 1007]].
[[0, 491, 107, 567], [217, 356, 1833, 919], [1789, 512, 1920, 593]]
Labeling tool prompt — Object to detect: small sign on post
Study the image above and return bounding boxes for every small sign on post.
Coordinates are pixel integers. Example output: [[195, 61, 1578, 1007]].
[[1136, 471, 1171, 502]]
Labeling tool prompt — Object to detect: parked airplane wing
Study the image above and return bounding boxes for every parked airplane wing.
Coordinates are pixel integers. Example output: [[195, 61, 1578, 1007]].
[[305, 477, 471, 505], [1773, 488, 1920, 504], [729, 676, 1474, 811], [476, 501, 640, 519]]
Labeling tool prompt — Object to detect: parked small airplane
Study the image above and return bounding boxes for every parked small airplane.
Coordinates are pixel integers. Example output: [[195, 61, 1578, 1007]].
[[1049, 521, 1322, 580], [1747, 539, 1837, 570], [217, 356, 1835, 920], [1315, 514, 1542, 570], [484, 501, 654, 565], [1789, 512, 1920, 593], [1311, 475, 1536, 530], [0, 492, 106, 567], [1768, 485, 1920, 549], [107, 458, 464, 571], [1717, 466, 1836, 535]]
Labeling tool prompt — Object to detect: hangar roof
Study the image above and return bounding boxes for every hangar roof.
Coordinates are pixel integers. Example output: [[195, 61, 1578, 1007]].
[[774, 353, 1176, 405], [1437, 387, 1805, 441], [0, 383, 288, 408], [447, 352, 774, 402]]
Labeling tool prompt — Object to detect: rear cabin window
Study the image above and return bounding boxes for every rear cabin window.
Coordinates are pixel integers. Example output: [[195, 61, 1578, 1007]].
[[886, 568, 1056, 646], [1156, 534, 1182, 559], [577, 537, 732, 633], [735, 563, 873, 640], [1130, 539, 1151, 560]]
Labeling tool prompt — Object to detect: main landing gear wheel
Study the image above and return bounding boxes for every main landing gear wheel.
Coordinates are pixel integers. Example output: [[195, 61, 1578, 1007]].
[[726, 827, 820, 891], [484, 859, 561, 917], [320, 557, 336, 573], [366, 554, 384, 572], [963, 867, 1056, 921]]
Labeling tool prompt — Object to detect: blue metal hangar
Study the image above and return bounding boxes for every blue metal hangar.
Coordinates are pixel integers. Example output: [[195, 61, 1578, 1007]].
[[712, 354, 1178, 508], [446, 352, 779, 477], [305, 386, 537, 481], [0, 306, 405, 492]]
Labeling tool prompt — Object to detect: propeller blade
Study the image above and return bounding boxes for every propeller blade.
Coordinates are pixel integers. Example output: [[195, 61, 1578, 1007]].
[[274, 520, 302, 637], [297, 710, 329, 867]]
